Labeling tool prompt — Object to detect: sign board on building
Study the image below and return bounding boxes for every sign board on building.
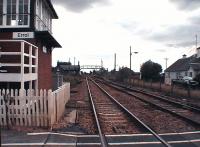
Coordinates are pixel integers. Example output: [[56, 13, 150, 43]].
[[13, 32, 34, 39]]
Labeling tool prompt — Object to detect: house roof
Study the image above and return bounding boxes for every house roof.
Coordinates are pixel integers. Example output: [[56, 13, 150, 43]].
[[57, 62, 72, 66], [59, 65, 80, 71], [35, 31, 62, 48], [57, 62, 80, 72], [165, 55, 200, 72], [45, 0, 58, 19]]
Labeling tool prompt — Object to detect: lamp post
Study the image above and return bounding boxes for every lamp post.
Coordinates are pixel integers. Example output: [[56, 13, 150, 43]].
[[130, 46, 138, 71]]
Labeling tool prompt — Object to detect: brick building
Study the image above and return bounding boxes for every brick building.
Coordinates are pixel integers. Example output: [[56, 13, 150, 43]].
[[0, 0, 61, 90]]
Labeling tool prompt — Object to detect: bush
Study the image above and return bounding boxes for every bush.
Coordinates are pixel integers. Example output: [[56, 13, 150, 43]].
[[116, 67, 134, 82], [140, 60, 162, 81]]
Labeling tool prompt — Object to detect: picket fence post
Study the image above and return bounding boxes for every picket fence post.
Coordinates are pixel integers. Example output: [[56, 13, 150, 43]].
[[0, 83, 70, 128]]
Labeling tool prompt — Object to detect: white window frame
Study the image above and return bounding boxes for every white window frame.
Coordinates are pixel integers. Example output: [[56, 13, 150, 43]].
[[34, 0, 52, 33], [0, 0, 30, 28], [42, 46, 47, 53]]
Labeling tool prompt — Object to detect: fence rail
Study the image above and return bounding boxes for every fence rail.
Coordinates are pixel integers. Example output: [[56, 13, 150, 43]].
[[0, 83, 70, 127]]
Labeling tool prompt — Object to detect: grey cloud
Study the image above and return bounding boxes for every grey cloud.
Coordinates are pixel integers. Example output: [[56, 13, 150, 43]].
[[119, 18, 199, 48], [166, 41, 195, 48], [148, 24, 199, 47], [119, 21, 154, 36], [52, 0, 109, 12], [189, 14, 200, 25], [169, 0, 200, 10]]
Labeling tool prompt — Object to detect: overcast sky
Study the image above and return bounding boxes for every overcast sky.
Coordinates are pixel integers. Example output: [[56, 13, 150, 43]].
[[51, 0, 200, 72]]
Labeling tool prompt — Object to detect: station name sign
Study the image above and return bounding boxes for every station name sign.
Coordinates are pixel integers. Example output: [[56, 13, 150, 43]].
[[13, 32, 34, 39]]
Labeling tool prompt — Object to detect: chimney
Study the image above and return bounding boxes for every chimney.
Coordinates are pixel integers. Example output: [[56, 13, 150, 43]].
[[182, 54, 187, 59], [197, 47, 200, 58]]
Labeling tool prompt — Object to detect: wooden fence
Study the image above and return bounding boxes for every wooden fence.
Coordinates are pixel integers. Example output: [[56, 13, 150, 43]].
[[126, 79, 200, 99], [49, 83, 70, 127], [0, 83, 70, 128]]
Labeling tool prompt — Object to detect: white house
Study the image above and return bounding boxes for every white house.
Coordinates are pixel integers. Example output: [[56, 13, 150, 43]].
[[165, 48, 200, 85]]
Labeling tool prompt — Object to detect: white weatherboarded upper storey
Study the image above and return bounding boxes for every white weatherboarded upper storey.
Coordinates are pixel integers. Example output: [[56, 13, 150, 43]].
[[0, 0, 57, 33]]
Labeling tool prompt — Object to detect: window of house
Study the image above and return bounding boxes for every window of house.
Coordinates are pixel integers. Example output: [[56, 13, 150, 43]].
[[43, 46, 47, 53], [176, 72, 180, 79], [1, 0, 30, 27], [165, 72, 170, 78], [185, 71, 188, 76], [189, 72, 193, 77], [18, 0, 29, 25], [6, 0, 17, 26]]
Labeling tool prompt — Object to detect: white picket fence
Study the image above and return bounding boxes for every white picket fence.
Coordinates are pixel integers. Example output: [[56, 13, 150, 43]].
[[0, 83, 70, 127], [49, 83, 70, 127]]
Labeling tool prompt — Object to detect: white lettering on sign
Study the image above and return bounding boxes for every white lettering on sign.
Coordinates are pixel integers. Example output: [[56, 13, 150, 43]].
[[13, 32, 34, 39]]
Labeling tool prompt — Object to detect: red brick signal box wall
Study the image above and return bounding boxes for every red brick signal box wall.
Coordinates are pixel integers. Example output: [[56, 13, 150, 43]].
[[0, 32, 53, 90]]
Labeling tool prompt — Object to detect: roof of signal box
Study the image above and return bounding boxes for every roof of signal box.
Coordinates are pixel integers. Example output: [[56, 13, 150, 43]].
[[46, 0, 58, 19]]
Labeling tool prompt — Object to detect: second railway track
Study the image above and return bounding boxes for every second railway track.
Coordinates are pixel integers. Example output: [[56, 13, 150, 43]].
[[98, 79, 200, 127]]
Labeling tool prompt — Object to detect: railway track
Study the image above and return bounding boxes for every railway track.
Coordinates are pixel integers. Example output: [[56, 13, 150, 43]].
[[98, 79, 200, 127], [134, 88, 200, 110], [107, 79, 200, 110], [86, 77, 172, 147], [3, 77, 200, 147]]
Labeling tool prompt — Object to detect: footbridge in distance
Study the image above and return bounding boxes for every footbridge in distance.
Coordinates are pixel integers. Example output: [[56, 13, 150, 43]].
[[80, 65, 103, 70]]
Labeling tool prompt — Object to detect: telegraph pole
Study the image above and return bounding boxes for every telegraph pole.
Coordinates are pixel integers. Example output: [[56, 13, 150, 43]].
[[101, 59, 103, 68], [164, 58, 168, 70], [130, 46, 132, 70], [195, 34, 198, 49], [114, 53, 116, 71]]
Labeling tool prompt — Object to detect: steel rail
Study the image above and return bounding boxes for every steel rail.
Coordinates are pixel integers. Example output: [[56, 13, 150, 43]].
[[127, 90, 200, 126], [124, 84, 200, 112], [41, 133, 51, 147], [86, 77, 108, 147], [99, 79, 200, 126], [89, 78, 172, 147], [107, 80, 200, 113]]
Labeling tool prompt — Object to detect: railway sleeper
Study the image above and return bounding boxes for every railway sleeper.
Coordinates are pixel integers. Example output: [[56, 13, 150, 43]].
[[112, 125, 127, 133], [98, 112, 123, 116]]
